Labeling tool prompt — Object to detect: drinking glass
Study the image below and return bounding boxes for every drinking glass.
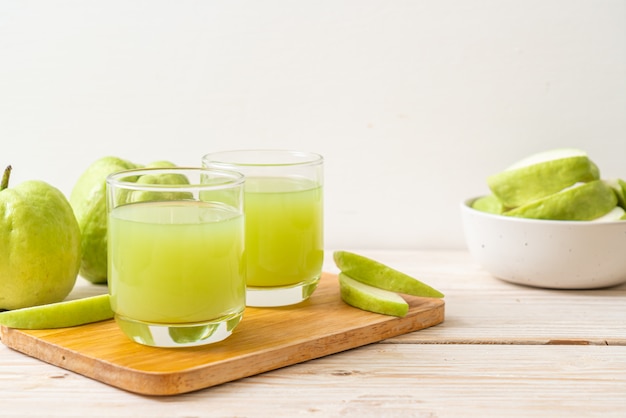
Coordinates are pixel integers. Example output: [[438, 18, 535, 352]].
[[106, 167, 246, 347], [202, 150, 323, 307]]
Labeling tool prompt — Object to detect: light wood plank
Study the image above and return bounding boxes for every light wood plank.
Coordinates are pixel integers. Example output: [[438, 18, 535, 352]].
[[1, 344, 625, 417]]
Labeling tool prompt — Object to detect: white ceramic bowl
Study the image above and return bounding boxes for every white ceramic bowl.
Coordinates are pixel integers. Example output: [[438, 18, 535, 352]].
[[461, 197, 626, 289]]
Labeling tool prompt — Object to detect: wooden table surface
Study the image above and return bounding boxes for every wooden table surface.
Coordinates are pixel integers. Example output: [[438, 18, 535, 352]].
[[2, 250, 625, 417]]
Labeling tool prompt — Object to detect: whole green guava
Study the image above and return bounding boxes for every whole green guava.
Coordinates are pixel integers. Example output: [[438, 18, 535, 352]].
[[70, 157, 180, 284], [0, 166, 82, 310], [70, 156, 139, 283]]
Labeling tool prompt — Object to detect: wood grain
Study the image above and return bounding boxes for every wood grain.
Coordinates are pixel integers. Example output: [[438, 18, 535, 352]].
[[336, 250, 626, 346], [2, 344, 625, 417], [0, 272, 444, 396]]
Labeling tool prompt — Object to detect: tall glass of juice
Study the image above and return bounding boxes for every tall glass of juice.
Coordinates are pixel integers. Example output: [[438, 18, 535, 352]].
[[202, 150, 323, 307], [106, 167, 246, 347]]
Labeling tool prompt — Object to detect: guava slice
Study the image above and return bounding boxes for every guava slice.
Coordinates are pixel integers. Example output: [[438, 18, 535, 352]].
[[339, 273, 408, 317], [504, 180, 617, 220], [333, 251, 444, 298], [0, 294, 113, 329], [605, 178, 626, 209], [487, 148, 600, 208], [471, 194, 505, 214], [591, 206, 626, 222]]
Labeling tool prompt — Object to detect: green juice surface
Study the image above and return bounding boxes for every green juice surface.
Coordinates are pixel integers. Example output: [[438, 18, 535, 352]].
[[108, 201, 245, 324], [244, 177, 323, 287]]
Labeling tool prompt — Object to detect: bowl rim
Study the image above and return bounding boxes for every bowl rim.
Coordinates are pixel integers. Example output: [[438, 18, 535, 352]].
[[461, 196, 626, 227]]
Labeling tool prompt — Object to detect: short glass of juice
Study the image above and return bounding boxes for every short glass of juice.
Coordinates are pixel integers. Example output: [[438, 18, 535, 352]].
[[202, 150, 323, 307], [106, 167, 246, 347]]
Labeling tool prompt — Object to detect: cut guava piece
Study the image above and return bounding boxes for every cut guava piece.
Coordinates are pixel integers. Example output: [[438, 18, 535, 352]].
[[333, 251, 444, 298], [591, 206, 626, 222], [339, 273, 408, 317], [605, 178, 626, 210], [0, 294, 113, 329], [487, 148, 600, 208], [471, 194, 505, 214], [504, 180, 617, 220]]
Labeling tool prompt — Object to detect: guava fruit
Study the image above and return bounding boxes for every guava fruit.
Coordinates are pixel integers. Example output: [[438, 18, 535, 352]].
[[592, 206, 626, 222], [487, 148, 600, 208], [471, 194, 504, 214], [504, 180, 617, 220], [0, 166, 81, 310], [70, 156, 139, 283], [70, 157, 180, 283], [0, 294, 112, 329], [605, 178, 626, 209], [339, 273, 409, 317], [333, 251, 444, 298], [122, 163, 191, 204]]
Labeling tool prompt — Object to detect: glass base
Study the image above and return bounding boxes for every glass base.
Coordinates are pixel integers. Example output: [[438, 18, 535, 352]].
[[246, 276, 320, 307], [114, 310, 244, 348]]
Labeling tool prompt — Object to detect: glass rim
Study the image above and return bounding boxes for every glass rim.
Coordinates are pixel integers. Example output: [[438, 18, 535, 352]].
[[105, 166, 245, 192], [202, 149, 323, 168]]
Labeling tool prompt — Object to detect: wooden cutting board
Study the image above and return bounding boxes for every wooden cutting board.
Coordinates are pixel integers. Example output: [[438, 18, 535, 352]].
[[0, 273, 444, 396]]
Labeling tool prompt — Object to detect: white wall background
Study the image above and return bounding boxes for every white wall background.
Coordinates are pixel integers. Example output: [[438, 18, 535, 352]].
[[1, 0, 625, 250]]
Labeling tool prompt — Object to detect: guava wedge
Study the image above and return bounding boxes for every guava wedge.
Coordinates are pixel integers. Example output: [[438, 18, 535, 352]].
[[591, 206, 626, 222], [605, 178, 626, 210], [339, 273, 409, 317], [333, 251, 444, 298], [0, 294, 113, 329], [487, 148, 600, 208], [471, 194, 504, 214], [504, 180, 617, 220]]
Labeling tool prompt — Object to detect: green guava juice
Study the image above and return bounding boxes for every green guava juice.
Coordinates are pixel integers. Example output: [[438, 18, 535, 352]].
[[244, 177, 323, 287], [108, 201, 245, 324]]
